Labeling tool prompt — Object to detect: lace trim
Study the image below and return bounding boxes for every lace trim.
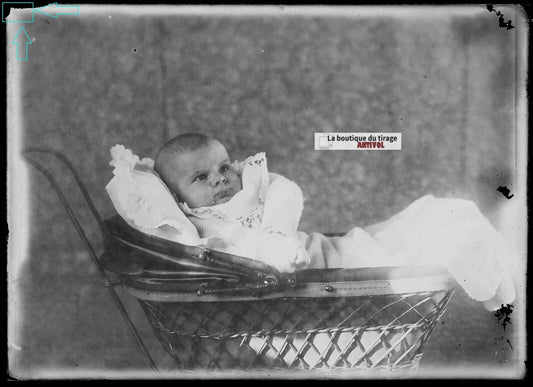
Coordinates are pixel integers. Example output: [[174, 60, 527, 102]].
[[229, 152, 266, 175], [245, 152, 266, 167], [248, 152, 268, 204], [187, 203, 264, 229], [109, 144, 154, 175], [236, 203, 264, 229], [189, 206, 228, 221]]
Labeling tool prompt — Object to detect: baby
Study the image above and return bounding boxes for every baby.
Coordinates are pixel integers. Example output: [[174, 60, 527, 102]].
[[154, 133, 310, 272]]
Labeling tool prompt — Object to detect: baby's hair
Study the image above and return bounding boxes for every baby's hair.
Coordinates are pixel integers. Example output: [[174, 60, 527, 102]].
[[154, 133, 213, 188]]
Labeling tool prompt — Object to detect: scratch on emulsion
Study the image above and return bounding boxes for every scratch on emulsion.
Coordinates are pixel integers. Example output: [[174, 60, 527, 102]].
[[494, 304, 515, 350], [487, 5, 515, 30], [494, 303, 514, 331]]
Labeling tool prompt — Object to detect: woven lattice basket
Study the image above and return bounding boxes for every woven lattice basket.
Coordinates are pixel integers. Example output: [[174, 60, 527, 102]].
[[102, 215, 455, 376], [139, 291, 452, 373]]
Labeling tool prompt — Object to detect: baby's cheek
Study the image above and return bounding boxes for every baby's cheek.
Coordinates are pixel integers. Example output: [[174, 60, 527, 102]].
[[229, 171, 242, 190], [235, 176, 243, 190]]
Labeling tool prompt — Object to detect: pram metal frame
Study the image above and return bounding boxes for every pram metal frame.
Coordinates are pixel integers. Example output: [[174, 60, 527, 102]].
[[21, 147, 456, 376], [22, 147, 159, 371]]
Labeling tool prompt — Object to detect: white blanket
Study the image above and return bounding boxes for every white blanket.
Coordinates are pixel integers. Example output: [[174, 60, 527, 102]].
[[105, 145, 518, 309], [300, 195, 517, 309]]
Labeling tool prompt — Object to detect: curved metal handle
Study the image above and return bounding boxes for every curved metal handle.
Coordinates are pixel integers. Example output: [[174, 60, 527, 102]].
[[21, 147, 104, 229], [21, 148, 159, 372]]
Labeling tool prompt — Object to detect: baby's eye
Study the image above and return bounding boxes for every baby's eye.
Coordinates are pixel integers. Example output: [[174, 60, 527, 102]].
[[220, 165, 230, 173], [194, 174, 208, 182]]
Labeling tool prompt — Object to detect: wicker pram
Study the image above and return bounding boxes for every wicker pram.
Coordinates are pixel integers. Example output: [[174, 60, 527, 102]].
[[22, 148, 456, 377]]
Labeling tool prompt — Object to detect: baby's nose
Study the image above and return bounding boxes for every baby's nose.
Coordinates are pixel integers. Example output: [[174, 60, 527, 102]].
[[211, 173, 227, 186]]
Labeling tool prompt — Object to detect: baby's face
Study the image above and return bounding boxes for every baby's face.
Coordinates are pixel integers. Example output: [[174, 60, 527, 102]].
[[164, 140, 242, 208]]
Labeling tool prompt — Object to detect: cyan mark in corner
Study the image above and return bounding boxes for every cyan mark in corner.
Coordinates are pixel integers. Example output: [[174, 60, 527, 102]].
[[34, 2, 79, 19], [12, 25, 31, 60]]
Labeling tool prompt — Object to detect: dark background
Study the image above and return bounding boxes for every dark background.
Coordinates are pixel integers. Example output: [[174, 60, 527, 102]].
[[8, 5, 526, 378]]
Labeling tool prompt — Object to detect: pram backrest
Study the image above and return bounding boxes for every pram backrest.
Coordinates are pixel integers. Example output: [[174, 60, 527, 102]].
[[101, 215, 288, 296], [101, 215, 455, 302]]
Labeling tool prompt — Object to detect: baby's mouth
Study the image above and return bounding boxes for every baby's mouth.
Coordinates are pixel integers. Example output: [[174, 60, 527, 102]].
[[214, 189, 233, 203]]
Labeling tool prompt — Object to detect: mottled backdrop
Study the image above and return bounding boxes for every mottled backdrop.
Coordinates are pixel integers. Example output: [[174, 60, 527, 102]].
[[8, 5, 526, 379]]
